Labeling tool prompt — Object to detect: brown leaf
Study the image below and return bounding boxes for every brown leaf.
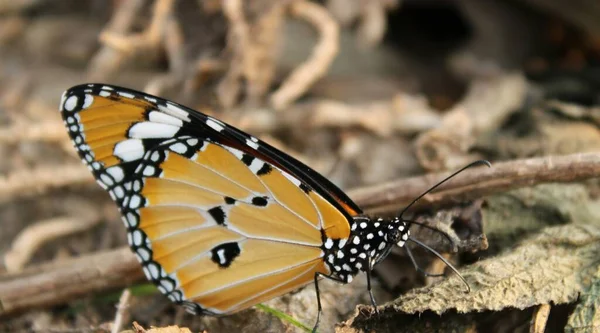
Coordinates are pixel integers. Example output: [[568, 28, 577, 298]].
[[387, 224, 600, 314]]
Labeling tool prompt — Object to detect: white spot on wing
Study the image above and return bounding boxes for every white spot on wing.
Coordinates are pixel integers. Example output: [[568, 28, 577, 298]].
[[83, 94, 93, 108], [224, 146, 244, 159], [166, 102, 191, 121], [206, 118, 224, 132], [143, 165, 155, 176], [148, 264, 159, 280], [217, 249, 226, 265], [248, 159, 265, 174], [99, 90, 111, 97], [246, 138, 259, 150], [281, 171, 301, 187], [114, 139, 145, 162], [118, 91, 135, 99], [106, 166, 125, 183], [100, 174, 114, 186], [129, 122, 179, 139], [64, 95, 78, 111], [129, 194, 142, 208], [113, 186, 125, 198], [148, 111, 184, 127], [169, 143, 187, 154]]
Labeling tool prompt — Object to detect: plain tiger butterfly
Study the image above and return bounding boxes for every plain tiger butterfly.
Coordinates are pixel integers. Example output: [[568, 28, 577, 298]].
[[59, 83, 488, 332]]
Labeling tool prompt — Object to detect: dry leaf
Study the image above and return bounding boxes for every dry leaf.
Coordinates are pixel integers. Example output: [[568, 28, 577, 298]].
[[387, 224, 600, 314], [123, 321, 193, 333]]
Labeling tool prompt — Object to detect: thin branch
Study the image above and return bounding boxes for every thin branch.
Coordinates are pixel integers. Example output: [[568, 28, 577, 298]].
[[0, 163, 94, 204], [0, 247, 143, 317], [87, 0, 175, 81], [86, 0, 147, 80], [350, 152, 600, 215], [270, 0, 340, 110], [111, 289, 131, 333], [4, 213, 100, 272], [216, 0, 249, 109], [0, 120, 70, 145]]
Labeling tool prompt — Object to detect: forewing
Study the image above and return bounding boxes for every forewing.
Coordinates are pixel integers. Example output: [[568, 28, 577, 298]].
[[59, 84, 349, 314]]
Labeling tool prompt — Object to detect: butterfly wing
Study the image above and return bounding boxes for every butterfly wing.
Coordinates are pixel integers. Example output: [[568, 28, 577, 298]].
[[59, 84, 357, 315]]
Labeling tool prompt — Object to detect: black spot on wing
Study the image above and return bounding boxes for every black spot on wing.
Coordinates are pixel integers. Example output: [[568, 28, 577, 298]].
[[299, 183, 311, 193], [208, 206, 226, 225], [251, 196, 268, 207], [224, 196, 236, 205], [241, 154, 254, 166], [211, 242, 241, 268], [256, 163, 272, 176]]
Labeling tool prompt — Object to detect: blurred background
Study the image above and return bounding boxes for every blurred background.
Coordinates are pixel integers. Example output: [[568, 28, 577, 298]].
[[1, 0, 600, 332]]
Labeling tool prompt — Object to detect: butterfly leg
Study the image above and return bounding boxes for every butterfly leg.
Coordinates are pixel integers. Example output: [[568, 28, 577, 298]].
[[312, 272, 346, 333], [405, 245, 445, 277], [366, 257, 380, 315]]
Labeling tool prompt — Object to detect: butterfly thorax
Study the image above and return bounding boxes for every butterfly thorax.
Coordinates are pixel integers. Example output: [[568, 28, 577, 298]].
[[322, 216, 409, 283]]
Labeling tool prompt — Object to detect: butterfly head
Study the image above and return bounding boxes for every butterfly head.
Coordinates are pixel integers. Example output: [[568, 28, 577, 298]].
[[387, 216, 410, 247]]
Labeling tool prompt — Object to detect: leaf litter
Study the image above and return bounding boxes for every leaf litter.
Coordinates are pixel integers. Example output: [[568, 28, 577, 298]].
[[341, 183, 600, 332]]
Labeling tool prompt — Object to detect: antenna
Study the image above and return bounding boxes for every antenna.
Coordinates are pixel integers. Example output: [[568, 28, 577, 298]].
[[398, 160, 491, 218], [408, 237, 471, 292]]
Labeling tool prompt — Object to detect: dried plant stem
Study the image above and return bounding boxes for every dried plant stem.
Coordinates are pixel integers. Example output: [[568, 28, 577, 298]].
[[4, 214, 100, 272], [111, 289, 131, 333], [0, 247, 143, 317], [270, 0, 339, 110], [350, 152, 600, 215], [0, 121, 69, 144], [0, 163, 94, 203], [88, 0, 175, 81]]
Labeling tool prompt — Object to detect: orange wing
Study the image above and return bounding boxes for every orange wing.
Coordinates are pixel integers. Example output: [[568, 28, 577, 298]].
[[59, 84, 354, 315]]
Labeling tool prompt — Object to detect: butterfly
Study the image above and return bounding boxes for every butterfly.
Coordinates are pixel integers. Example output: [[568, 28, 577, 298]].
[[59, 83, 488, 332]]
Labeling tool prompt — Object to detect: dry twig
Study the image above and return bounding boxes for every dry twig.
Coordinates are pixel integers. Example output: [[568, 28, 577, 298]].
[[0, 247, 143, 317], [0, 163, 94, 203], [88, 0, 175, 81], [4, 200, 100, 272], [270, 0, 339, 110], [0, 120, 69, 145], [111, 289, 131, 333], [217, 0, 285, 108], [350, 152, 600, 215], [216, 0, 250, 109], [86, 0, 147, 80]]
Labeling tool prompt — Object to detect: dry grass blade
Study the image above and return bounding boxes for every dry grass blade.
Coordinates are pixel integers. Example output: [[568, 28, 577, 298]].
[[530, 304, 551, 333]]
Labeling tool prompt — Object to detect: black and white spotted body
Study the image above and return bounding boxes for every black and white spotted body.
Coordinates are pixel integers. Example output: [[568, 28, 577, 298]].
[[322, 216, 410, 283]]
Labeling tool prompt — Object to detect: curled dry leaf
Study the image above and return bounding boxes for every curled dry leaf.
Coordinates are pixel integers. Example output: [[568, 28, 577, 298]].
[[386, 224, 600, 315]]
